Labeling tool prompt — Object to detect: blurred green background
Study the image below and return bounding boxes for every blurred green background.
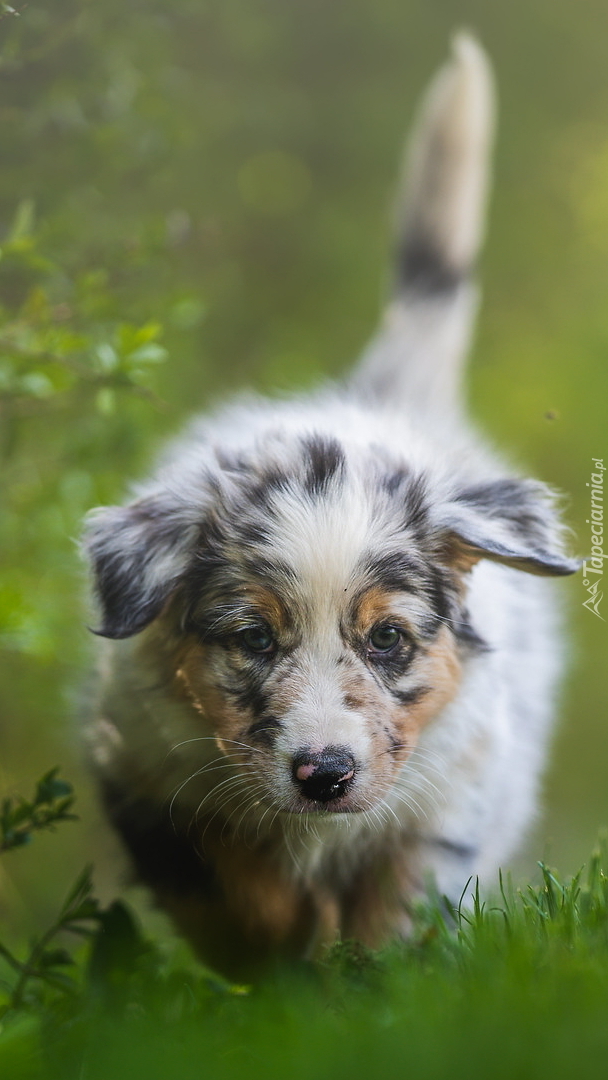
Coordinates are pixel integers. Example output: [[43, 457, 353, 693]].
[[0, 0, 606, 943]]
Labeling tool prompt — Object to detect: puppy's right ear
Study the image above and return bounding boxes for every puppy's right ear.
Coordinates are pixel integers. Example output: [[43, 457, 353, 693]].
[[82, 498, 199, 639]]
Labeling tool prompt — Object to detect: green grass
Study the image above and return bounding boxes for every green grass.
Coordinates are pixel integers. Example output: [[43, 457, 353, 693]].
[[1, 777, 608, 1080]]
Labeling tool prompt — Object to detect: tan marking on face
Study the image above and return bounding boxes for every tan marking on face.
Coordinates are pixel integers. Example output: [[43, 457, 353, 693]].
[[394, 625, 462, 742], [240, 584, 291, 635], [351, 583, 433, 649], [352, 584, 462, 729], [175, 640, 250, 747], [170, 585, 290, 739], [353, 586, 409, 635]]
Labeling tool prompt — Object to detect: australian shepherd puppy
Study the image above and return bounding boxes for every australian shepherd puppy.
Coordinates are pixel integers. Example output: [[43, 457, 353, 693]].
[[83, 36, 577, 976]]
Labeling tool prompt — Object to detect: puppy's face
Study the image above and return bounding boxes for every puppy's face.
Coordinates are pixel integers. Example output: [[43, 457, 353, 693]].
[[84, 433, 577, 821], [175, 543, 463, 818]]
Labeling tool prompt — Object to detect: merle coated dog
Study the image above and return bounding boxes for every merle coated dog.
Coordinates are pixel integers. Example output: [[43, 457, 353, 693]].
[[83, 35, 577, 976]]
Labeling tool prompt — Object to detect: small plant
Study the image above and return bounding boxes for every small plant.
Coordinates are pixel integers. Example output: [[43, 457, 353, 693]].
[[0, 865, 101, 1016], [0, 768, 76, 853], [0, 770, 100, 1019]]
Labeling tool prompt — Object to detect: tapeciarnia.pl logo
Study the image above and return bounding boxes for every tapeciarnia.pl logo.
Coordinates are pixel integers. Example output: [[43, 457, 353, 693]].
[[582, 458, 605, 620]]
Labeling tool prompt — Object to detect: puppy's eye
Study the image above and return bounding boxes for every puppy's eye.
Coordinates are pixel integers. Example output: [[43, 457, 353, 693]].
[[368, 625, 402, 653], [240, 626, 276, 655]]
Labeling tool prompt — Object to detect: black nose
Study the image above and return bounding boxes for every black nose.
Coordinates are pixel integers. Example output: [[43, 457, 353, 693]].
[[291, 747, 356, 804]]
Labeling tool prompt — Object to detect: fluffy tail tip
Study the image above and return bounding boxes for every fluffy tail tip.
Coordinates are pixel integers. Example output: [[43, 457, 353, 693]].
[[394, 30, 495, 294]]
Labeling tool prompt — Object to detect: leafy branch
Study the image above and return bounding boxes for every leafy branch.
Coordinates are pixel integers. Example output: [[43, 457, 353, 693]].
[[0, 200, 169, 424], [0, 767, 77, 853], [0, 865, 102, 1014], [0, 771, 104, 1018]]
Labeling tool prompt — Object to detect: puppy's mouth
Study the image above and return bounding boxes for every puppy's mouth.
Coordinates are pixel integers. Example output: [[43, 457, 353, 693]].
[[284, 791, 360, 815]]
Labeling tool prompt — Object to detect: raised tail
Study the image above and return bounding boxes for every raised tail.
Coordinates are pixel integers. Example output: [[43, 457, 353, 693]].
[[351, 33, 495, 417]]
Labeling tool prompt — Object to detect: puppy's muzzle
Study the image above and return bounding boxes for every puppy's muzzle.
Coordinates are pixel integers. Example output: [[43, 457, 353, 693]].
[[291, 747, 356, 804]]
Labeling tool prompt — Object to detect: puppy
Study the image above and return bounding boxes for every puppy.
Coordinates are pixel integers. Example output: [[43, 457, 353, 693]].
[[83, 36, 578, 976]]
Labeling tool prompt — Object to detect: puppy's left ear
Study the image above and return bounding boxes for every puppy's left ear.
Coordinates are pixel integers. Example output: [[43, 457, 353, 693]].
[[83, 497, 199, 639], [437, 478, 579, 576]]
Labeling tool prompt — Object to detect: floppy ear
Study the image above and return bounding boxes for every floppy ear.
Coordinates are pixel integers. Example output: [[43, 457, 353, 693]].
[[83, 497, 200, 639], [437, 478, 579, 577]]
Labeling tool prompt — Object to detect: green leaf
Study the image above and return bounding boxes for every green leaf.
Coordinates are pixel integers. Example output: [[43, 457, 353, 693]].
[[1, 831, 30, 850], [35, 769, 73, 806], [59, 865, 95, 919], [38, 970, 79, 994], [93, 343, 119, 373], [126, 342, 168, 365], [37, 948, 73, 970], [64, 899, 102, 923], [117, 321, 162, 354]]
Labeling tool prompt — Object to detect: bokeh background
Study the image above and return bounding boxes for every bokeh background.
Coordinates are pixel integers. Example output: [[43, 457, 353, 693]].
[[1, 0, 607, 942]]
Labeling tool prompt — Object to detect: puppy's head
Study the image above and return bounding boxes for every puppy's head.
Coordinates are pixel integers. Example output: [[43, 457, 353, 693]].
[[84, 432, 577, 819]]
